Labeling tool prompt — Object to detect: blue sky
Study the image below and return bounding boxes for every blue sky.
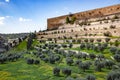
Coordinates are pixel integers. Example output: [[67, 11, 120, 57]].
[[0, 0, 119, 33]]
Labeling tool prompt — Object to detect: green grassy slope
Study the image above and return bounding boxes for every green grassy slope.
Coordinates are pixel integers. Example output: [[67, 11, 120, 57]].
[[0, 40, 116, 80]]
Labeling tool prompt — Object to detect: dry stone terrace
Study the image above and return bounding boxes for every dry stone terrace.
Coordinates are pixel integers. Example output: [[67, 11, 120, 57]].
[[37, 13, 120, 43]]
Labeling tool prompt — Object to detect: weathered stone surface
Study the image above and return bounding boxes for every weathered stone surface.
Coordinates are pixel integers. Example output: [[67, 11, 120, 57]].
[[47, 4, 120, 30]]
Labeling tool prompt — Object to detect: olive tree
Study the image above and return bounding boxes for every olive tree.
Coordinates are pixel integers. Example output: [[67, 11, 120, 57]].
[[53, 67, 60, 76]]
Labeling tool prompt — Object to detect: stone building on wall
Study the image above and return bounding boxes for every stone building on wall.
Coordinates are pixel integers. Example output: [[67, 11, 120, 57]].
[[47, 4, 120, 30], [37, 4, 120, 43]]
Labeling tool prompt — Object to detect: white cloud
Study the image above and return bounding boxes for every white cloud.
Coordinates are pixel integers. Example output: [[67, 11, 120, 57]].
[[19, 17, 32, 22], [5, 0, 10, 3], [0, 17, 5, 25], [6, 16, 12, 18]]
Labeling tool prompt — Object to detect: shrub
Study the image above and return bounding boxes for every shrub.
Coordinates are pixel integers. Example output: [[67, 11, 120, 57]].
[[75, 52, 82, 59], [95, 61, 104, 72], [90, 39, 94, 43], [112, 63, 120, 70], [84, 39, 88, 43], [104, 31, 112, 37], [79, 62, 91, 72], [110, 47, 117, 54], [34, 60, 40, 64], [97, 39, 101, 42], [114, 40, 119, 47], [0, 56, 7, 64], [27, 58, 34, 64], [80, 43, 85, 49], [75, 60, 82, 65], [86, 43, 91, 50], [66, 57, 74, 66], [110, 25, 116, 29], [77, 39, 81, 43], [82, 53, 88, 60], [93, 46, 98, 52], [69, 43, 73, 48], [39, 54, 46, 59], [114, 54, 120, 62], [97, 54, 105, 61], [107, 71, 120, 80], [97, 46, 104, 52], [54, 55, 61, 61], [86, 74, 96, 80], [62, 44, 68, 48], [42, 58, 48, 63], [104, 60, 114, 69], [62, 68, 72, 76], [105, 38, 111, 43], [49, 56, 56, 64], [53, 67, 60, 76], [72, 39, 76, 43], [115, 50, 120, 54], [89, 53, 96, 60], [102, 43, 108, 49]]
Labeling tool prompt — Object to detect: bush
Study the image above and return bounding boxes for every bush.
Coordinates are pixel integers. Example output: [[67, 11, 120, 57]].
[[89, 53, 96, 60], [97, 46, 104, 52], [84, 39, 88, 43], [97, 39, 101, 42], [105, 38, 111, 43], [104, 31, 112, 37], [97, 54, 105, 61], [49, 56, 56, 64], [42, 58, 48, 63], [53, 67, 60, 76], [112, 63, 120, 70], [114, 40, 119, 47], [69, 43, 73, 48], [66, 57, 74, 66], [104, 60, 114, 69], [115, 50, 120, 54], [86, 43, 91, 50], [77, 39, 81, 43], [90, 39, 94, 43], [95, 61, 104, 72], [54, 55, 61, 61], [62, 44, 68, 48], [27, 58, 34, 64], [0, 56, 7, 64], [75, 60, 82, 65], [93, 46, 98, 52], [110, 47, 117, 54], [107, 71, 120, 80], [79, 62, 91, 72], [80, 43, 85, 49], [62, 68, 72, 76], [102, 43, 108, 49], [82, 53, 88, 60], [34, 60, 40, 64], [114, 54, 120, 62], [86, 74, 96, 80]]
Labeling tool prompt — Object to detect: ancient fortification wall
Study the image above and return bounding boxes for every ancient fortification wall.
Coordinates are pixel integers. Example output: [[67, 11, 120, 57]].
[[47, 4, 120, 30]]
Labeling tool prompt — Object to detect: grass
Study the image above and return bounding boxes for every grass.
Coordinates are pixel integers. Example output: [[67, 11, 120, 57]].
[[7, 40, 27, 53], [0, 40, 117, 80]]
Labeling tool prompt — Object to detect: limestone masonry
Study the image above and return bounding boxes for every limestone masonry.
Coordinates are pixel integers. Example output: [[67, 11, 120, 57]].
[[37, 4, 120, 43], [47, 4, 120, 30]]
